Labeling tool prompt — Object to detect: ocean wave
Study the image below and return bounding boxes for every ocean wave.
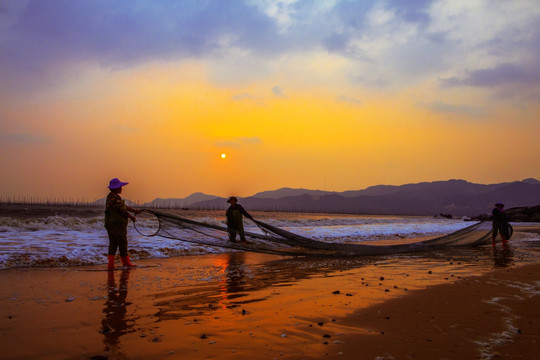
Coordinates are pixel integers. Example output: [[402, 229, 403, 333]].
[[0, 210, 497, 269]]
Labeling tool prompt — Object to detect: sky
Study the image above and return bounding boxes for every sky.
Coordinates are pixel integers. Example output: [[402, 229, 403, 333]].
[[1, 0, 540, 203]]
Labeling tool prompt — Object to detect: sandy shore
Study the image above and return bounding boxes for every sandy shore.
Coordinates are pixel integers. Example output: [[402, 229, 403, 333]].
[[1, 227, 539, 359]]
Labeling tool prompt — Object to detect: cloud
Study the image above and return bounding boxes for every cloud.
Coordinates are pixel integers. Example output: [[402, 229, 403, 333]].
[[1, 0, 539, 98], [441, 63, 540, 88], [215, 136, 262, 148], [420, 101, 483, 116], [336, 95, 361, 105], [272, 86, 287, 98], [0, 132, 52, 145], [232, 92, 259, 101]]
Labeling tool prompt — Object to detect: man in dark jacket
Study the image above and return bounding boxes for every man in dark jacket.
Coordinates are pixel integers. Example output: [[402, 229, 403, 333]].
[[491, 203, 510, 249], [225, 197, 253, 244]]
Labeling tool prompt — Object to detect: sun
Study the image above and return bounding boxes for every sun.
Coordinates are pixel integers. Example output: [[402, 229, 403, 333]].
[[220, 153, 226, 159]]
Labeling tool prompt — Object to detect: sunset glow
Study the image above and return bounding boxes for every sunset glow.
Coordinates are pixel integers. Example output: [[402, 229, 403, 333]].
[[1, 1, 539, 202]]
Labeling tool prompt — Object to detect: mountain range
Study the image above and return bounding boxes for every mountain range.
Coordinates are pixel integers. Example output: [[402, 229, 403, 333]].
[[138, 178, 540, 216]]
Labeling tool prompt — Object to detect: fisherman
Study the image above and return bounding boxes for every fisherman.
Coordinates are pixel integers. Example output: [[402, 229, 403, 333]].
[[105, 178, 141, 269], [491, 203, 510, 249], [225, 196, 253, 244]]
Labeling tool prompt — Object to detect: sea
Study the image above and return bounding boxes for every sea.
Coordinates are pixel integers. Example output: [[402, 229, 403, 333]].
[[1, 204, 539, 269]]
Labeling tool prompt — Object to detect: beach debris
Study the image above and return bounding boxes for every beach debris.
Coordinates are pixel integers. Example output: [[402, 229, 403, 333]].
[[332, 290, 341, 294], [333, 340, 345, 344], [209, 341, 216, 344], [379, 277, 384, 281], [323, 341, 329, 345], [385, 289, 390, 292], [242, 309, 247, 315], [317, 322, 324, 326], [200, 334, 207, 339], [65, 297, 76, 302], [428, 270, 432, 274], [323, 334, 331, 338], [152, 337, 161, 342], [346, 293, 353, 296], [280, 333, 287, 338]]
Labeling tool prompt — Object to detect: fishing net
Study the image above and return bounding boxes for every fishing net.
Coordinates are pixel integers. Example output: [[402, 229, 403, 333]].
[[134, 209, 494, 257]]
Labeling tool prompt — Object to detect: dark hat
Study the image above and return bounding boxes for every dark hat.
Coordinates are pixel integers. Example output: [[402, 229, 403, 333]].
[[227, 196, 238, 203]]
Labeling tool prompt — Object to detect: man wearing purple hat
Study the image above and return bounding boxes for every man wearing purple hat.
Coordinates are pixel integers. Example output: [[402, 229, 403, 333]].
[[104, 178, 141, 269]]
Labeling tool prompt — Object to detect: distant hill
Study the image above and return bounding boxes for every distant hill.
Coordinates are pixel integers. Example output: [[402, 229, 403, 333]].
[[143, 192, 218, 208], [186, 179, 540, 216], [249, 187, 337, 199]]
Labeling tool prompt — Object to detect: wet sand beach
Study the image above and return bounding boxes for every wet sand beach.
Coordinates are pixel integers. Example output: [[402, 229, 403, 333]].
[[1, 227, 539, 359]]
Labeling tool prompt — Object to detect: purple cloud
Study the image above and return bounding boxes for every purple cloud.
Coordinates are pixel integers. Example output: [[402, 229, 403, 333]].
[[441, 63, 540, 88]]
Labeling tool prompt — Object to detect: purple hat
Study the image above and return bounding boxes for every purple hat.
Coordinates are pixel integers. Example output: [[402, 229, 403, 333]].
[[108, 178, 129, 190]]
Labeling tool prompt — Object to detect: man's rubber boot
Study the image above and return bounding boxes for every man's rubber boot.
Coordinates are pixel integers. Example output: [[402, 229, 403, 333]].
[[107, 255, 116, 270], [121, 255, 137, 268], [502, 236, 509, 250]]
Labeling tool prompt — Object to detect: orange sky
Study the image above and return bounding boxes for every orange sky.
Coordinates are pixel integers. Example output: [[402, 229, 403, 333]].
[[1, 1, 539, 202]]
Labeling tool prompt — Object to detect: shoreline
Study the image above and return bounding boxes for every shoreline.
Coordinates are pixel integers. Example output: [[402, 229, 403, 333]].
[[1, 228, 539, 359]]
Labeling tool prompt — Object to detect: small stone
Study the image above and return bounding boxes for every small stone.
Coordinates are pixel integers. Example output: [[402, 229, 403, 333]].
[[242, 309, 247, 315], [379, 277, 384, 281], [346, 293, 353, 296], [332, 290, 340, 295], [323, 334, 331, 338], [280, 333, 287, 338], [317, 322, 324, 326], [428, 271, 432, 274], [200, 334, 207, 339]]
